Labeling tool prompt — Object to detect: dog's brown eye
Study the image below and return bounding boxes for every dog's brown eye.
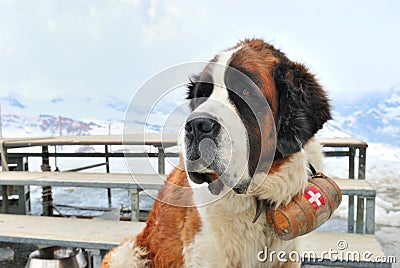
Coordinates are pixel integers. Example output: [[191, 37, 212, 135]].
[[242, 89, 251, 97]]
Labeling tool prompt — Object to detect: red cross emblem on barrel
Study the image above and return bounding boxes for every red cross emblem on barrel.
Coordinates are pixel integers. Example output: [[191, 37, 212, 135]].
[[304, 186, 325, 210], [266, 174, 342, 240]]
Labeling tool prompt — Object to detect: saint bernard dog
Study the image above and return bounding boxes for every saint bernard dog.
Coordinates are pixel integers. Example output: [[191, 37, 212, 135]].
[[101, 38, 331, 267]]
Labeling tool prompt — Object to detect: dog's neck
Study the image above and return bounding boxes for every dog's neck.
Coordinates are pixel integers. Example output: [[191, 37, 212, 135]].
[[187, 140, 324, 230], [247, 150, 309, 207], [189, 150, 307, 218]]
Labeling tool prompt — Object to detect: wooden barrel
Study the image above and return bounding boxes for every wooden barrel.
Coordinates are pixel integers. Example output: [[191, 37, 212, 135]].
[[266, 172, 342, 240]]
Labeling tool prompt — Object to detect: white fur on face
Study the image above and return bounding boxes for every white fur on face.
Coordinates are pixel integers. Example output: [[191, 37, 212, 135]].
[[185, 48, 251, 196]]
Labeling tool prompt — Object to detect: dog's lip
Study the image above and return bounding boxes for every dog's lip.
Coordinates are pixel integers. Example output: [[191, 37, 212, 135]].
[[199, 171, 218, 182], [189, 171, 219, 183], [189, 171, 224, 195], [208, 179, 224, 195]]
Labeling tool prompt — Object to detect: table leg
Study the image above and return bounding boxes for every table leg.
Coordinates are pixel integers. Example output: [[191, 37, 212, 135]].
[[105, 145, 112, 208], [41, 146, 53, 216], [347, 148, 355, 232], [348, 195, 355, 233], [365, 196, 375, 234], [157, 146, 165, 174], [356, 147, 367, 233], [1, 185, 8, 213], [86, 249, 102, 268], [130, 189, 140, 221], [0, 142, 9, 213], [358, 147, 366, 179], [356, 197, 365, 233], [348, 148, 355, 178]]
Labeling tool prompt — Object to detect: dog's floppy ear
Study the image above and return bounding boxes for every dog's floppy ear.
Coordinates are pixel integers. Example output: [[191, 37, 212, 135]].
[[273, 61, 331, 157], [186, 75, 199, 111]]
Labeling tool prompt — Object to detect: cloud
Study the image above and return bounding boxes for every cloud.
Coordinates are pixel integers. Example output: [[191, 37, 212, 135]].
[[0, 0, 399, 105], [147, 0, 158, 21]]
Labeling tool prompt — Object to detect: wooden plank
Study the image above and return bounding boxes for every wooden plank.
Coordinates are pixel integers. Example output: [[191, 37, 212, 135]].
[[0, 171, 166, 190], [0, 214, 390, 267], [0, 172, 376, 195], [334, 178, 376, 197], [300, 231, 391, 267], [3, 135, 367, 149], [0, 214, 145, 250], [319, 137, 368, 148], [1, 133, 179, 148]]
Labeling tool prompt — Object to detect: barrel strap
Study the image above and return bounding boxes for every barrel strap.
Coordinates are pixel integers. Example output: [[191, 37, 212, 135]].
[[252, 198, 273, 223], [252, 162, 321, 223], [309, 162, 317, 176]]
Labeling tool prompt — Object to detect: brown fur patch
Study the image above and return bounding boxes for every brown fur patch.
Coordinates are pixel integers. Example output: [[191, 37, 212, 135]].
[[134, 168, 201, 267], [229, 39, 280, 115], [229, 39, 284, 173]]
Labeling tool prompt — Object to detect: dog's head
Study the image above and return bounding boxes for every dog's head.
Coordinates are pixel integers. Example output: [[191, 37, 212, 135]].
[[184, 39, 331, 195]]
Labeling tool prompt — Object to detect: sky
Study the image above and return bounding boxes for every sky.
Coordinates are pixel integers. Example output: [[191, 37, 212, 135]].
[[0, 0, 399, 105]]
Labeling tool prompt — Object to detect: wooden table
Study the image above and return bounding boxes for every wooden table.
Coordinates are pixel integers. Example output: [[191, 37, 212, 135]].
[[0, 214, 145, 250], [1, 135, 369, 232], [0, 133, 179, 215], [319, 138, 368, 179]]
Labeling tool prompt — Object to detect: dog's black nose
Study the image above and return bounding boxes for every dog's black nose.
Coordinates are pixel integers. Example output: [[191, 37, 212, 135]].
[[185, 117, 221, 141]]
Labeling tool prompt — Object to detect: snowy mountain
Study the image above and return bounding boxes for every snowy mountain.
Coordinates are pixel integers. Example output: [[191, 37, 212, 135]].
[[1, 86, 399, 145], [0, 92, 128, 137], [0, 89, 189, 137], [332, 86, 400, 145], [1, 113, 101, 137]]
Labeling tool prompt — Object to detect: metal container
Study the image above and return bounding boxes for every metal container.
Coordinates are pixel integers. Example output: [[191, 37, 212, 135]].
[[25, 246, 87, 268]]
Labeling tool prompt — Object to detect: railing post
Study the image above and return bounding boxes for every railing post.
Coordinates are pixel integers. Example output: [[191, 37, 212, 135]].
[[41, 145, 53, 216], [105, 145, 112, 208], [130, 189, 139, 221], [358, 147, 366, 179], [365, 196, 375, 234], [347, 147, 355, 233], [1, 141, 9, 213], [157, 146, 165, 174], [356, 147, 367, 233]]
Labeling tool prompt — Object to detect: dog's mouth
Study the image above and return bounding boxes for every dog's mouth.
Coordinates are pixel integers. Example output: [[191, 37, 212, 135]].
[[188, 171, 224, 195]]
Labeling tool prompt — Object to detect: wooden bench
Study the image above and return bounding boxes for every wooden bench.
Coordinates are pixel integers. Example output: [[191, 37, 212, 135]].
[[0, 172, 376, 232], [0, 214, 145, 268], [0, 171, 166, 221], [299, 232, 393, 267], [334, 178, 376, 234], [0, 214, 392, 268]]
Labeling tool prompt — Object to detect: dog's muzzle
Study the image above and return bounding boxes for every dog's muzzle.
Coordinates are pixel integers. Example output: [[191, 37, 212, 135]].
[[185, 113, 221, 164], [185, 113, 225, 194], [185, 115, 221, 149]]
